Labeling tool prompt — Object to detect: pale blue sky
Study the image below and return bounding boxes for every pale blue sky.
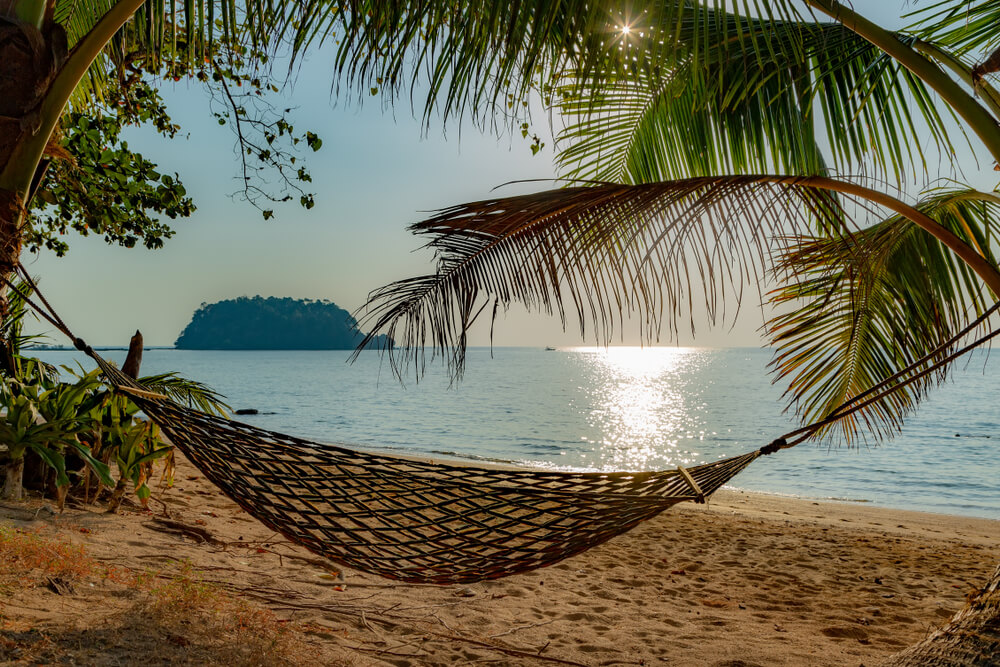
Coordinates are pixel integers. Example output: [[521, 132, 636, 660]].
[[22, 3, 989, 349]]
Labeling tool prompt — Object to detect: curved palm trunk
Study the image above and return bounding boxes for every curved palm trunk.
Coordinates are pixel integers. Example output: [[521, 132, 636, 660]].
[[0, 6, 62, 499], [0, 0, 141, 499], [884, 565, 1000, 665], [0, 7, 60, 337]]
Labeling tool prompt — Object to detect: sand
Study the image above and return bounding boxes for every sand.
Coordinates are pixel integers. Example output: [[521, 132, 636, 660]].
[[2, 452, 998, 666]]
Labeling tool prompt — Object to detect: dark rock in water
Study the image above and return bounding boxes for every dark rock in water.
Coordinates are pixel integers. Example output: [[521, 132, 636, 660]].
[[235, 409, 259, 415]]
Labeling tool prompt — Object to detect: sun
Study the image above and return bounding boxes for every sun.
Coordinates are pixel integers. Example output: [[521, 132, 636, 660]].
[[620, 24, 631, 36]]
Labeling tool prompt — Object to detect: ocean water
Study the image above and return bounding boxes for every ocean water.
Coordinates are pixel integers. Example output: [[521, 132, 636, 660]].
[[34, 346, 1000, 520]]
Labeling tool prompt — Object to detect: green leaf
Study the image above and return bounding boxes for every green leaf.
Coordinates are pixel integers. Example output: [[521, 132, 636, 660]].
[[554, 7, 958, 186], [767, 187, 1000, 442], [28, 442, 69, 488], [69, 440, 115, 487]]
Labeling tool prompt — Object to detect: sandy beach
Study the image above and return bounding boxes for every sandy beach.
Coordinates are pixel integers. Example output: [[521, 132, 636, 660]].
[[2, 451, 998, 666]]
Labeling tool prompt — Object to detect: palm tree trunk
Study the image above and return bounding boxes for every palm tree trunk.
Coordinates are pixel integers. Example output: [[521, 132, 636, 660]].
[[0, 6, 61, 497], [0, 187, 24, 499], [883, 564, 1000, 665], [0, 186, 22, 377]]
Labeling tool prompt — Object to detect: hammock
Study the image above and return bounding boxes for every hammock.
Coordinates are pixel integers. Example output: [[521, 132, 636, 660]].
[[6, 266, 999, 584], [100, 358, 762, 583]]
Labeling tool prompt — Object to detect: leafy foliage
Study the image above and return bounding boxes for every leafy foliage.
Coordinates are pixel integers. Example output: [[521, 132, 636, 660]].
[[0, 331, 229, 506], [177, 296, 388, 350], [27, 78, 191, 256], [138, 371, 230, 416], [169, 47, 324, 215], [552, 5, 958, 186], [0, 369, 114, 500], [906, 0, 1000, 58], [768, 188, 1000, 442], [355, 0, 1000, 447]]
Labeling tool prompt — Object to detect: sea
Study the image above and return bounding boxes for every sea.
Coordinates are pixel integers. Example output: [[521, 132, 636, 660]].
[[34, 346, 1000, 520]]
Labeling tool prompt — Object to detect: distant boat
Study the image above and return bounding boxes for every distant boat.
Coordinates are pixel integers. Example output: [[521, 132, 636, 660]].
[[544, 346, 557, 351]]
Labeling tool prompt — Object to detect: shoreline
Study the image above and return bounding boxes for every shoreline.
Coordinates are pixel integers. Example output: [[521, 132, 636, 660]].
[[720, 483, 1000, 524], [708, 487, 1000, 547], [2, 452, 998, 665], [28, 347, 1000, 524]]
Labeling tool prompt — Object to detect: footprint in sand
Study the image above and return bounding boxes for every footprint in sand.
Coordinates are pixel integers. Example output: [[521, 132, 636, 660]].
[[821, 626, 869, 641]]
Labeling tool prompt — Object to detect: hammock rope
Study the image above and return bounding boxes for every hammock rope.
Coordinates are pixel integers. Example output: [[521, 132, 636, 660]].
[[4, 264, 999, 584]]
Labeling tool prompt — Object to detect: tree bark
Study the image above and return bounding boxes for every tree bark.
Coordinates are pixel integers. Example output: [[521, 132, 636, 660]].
[[0, 186, 20, 377], [0, 185, 25, 498], [105, 475, 128, 514], [1, 455, 23, 500], [883, 564, 1000, 665], [0, 9, 63, 496]]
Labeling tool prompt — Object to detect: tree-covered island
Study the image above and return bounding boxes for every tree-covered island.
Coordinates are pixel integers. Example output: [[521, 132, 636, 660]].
[[175, 296, 387, 350]]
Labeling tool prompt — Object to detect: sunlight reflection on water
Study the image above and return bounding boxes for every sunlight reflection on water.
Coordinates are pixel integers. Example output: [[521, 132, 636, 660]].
[[573, 346, 699, 469]]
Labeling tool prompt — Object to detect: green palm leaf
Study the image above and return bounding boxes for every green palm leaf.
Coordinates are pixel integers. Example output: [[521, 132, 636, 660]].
[[907, 0, 1000, 58], [137, 372, 230, 416], [768, 187, 1000, 443], [554, 7, 959, 186], [358, 179, 999, 443]]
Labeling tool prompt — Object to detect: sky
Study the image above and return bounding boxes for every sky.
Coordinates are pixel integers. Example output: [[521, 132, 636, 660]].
[[21, 2, 991, 349]]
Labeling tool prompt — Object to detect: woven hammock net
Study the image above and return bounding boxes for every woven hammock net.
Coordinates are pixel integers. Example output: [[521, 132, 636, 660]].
[[97, 357, 761, 585]]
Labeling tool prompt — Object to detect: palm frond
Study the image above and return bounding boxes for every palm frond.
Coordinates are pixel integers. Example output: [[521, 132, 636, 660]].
[[320, 0, 812, 127], [355, 175, 848, 378], [554, 7, 960, 186], [137, 372, 230, 416], [907, 0, 1000, 58], [767, 187, 1000, 443], [0, 277, 56, 379]]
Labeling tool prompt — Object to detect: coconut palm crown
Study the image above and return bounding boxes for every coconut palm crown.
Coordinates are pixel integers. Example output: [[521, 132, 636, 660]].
[[357, 1, 1000, 445]]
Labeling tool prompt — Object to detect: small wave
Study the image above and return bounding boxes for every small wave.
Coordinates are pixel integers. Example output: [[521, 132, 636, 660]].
[[519, 443, 567, 453], [426, 449, 523, 466], [823, 497, 872, 503]]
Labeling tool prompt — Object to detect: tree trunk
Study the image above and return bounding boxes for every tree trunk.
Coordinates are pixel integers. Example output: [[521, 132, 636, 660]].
[[0, 188, 25, 496], [0, 186, 22, 374], [0, 9, 65, 496], [1, 455, 23, 500], [883, 564, 1000, 665]]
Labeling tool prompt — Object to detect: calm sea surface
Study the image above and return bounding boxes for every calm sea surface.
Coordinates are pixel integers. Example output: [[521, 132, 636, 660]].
[[36, 347, 1000, 519]]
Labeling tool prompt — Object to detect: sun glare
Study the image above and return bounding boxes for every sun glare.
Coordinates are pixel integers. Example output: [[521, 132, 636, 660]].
[[573, 347, 703, 470]]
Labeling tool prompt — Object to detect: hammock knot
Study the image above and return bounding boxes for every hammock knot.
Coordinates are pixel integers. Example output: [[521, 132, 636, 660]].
[[759, 438, 786, 456], [73, 337, 93, 356]]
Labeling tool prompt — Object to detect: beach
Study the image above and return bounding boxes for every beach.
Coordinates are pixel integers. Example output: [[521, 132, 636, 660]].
[[2, 452, 997, 666]]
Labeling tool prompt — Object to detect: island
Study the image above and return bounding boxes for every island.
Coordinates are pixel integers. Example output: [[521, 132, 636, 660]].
[[174, 296, 388, 350]]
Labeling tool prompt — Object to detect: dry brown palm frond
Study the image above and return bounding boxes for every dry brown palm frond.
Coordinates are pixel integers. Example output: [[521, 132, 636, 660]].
[[354, 175, 848, 379], [356, 178, 1000, 444]]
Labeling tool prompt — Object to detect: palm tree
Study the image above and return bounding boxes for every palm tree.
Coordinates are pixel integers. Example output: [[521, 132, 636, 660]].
[[355, 2, 1000, 663], [4, 0, 999, 660], [0, 0, 634, 321], [0, 0, 628, 490]]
